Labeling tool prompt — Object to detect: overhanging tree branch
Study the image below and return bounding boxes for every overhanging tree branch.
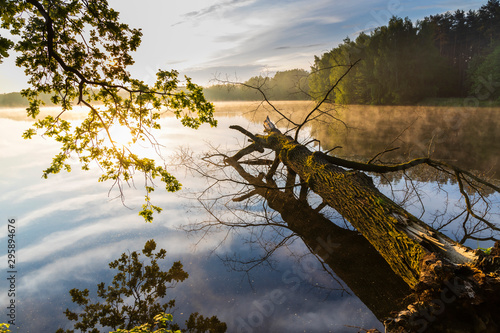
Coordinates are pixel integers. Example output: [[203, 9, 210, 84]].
[[5, 0, 217, 222]]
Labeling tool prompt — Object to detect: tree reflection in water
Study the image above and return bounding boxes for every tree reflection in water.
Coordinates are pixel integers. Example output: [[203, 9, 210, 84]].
[[178, 102, 499, 330], [180, 145, 411, 324]]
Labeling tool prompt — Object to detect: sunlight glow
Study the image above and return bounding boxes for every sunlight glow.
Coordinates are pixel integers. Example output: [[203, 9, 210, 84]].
[[104, 122, 163, 161], [108, 124, 134, 148]]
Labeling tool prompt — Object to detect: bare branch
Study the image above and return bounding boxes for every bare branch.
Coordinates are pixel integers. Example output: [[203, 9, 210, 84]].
[[293, 59, 361, 141]]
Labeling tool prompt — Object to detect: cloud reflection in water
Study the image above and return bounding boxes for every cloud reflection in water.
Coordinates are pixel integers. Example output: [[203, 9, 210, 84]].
[[0, 112, 383, 333]]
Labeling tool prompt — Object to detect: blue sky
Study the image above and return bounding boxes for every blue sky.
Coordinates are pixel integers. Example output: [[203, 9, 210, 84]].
[[0, 0, 485, 93]]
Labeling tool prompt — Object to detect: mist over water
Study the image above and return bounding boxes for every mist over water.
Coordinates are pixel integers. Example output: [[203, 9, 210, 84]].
[[0, 102, 498, 332]]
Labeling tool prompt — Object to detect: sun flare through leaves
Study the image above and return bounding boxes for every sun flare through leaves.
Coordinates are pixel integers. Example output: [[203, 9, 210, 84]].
[[3, 0, 217, 222]]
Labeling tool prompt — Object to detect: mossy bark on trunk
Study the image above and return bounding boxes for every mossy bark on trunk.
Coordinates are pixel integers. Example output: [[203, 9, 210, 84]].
[[256, 129, 476, 288], [225, 154, 411, 320]]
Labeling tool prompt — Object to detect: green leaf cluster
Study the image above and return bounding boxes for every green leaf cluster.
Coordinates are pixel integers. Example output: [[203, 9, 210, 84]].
[[0, 323, 10, 333], [0, 35, 13, 63], [1, 0, 217, 221], [478, 246, 493, 255], [58, 239, 188, 332], [111, 312, 228, 333], [468, 43, 500, 101], [56, 239, 226, 333], [111, 313, 180, 333]]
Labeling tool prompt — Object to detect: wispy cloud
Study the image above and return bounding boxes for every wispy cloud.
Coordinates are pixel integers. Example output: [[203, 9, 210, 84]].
[[16, 193, 105, 226], [173, 0, 256, 26], [1, 0, 487, 92], [12, 226, 235, 294], [174, 0, 357, 79]]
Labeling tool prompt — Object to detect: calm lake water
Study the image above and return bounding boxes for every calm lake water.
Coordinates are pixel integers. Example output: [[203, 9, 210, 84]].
[[0, 102, 499, 332]]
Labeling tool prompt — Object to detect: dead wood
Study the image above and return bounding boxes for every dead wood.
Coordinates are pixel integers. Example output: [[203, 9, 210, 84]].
[[229, 124, 478, 287]]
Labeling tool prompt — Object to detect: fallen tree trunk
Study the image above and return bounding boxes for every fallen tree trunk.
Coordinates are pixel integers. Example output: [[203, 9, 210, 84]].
[[224, 153, 411, 320], [230, 124, 478, 288]]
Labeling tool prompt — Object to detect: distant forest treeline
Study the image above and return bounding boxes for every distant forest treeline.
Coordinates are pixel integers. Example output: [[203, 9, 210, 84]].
[[1, 1, 499, 107], [202, 69, 310, 101], [0, 70, 311, 107], [310, 0, 500, 105], [0, 92, 54, 107], [206, 0, 500, 104]]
